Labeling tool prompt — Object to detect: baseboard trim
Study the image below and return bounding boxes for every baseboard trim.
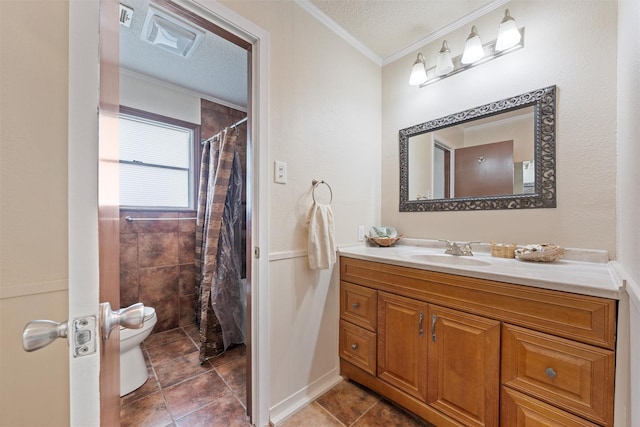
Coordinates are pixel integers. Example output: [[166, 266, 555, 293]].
[[269, 369, 343, 426]]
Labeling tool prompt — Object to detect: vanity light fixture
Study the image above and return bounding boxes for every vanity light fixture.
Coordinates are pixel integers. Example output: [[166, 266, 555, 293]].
[[435, 41, 454, 76], [408, 53, 428, 85], [408, 9, 524, 87], [461, 26, 485, 64]]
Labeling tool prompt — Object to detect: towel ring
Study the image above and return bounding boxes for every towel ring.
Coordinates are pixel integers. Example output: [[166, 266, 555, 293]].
[[312, 179, 333, 204]]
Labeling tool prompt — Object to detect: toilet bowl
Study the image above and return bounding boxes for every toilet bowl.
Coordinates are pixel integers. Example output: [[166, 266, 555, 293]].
[[120, 306, 157, 396]]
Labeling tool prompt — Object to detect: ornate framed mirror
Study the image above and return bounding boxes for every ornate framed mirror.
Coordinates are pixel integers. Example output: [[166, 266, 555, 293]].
[[399, 85, 556, 211]]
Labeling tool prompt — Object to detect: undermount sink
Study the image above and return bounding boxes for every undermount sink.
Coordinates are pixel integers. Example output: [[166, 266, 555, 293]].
[[406, 253, 491, 267]]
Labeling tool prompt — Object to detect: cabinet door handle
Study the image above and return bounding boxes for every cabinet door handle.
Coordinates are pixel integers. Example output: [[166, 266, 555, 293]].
[[545, 367, 557, 378], [351, 343, 358, 350], [352, 302, 359, 309], [431, 314, 437, 342], [418, 311, 424, 337]]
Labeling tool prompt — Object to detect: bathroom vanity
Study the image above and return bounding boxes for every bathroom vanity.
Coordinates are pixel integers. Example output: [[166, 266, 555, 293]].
[[338, 242, 621, 427]]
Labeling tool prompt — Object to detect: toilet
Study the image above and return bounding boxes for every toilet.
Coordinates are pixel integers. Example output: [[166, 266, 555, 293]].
[[120, 306, 157, 396]]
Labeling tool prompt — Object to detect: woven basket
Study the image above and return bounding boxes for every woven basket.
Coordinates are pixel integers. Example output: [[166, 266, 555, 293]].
[[515, 244, 564, 262], [490, 241, 517, 258], [366, 235, 402, 247]]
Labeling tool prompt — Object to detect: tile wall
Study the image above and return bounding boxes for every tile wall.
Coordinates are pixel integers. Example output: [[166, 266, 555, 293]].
[[119, 211, 197, 332]]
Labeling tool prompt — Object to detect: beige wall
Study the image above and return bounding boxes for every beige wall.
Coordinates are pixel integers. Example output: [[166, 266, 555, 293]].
[[0, 1, 70, 425], [382, 0, 618, 256], [220, 1, 381, 419]]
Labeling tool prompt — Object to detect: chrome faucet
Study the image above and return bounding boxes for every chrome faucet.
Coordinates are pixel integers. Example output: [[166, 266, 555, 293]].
[[440, 240, 477, 256]]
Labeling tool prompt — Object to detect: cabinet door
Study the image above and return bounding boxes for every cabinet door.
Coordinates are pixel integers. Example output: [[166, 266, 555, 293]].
[[378, 292, 429, 402], [428, 305, 500, 427]]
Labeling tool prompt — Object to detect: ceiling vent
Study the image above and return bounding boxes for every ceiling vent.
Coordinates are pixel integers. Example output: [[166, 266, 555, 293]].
[[140, 5, 204, 58]]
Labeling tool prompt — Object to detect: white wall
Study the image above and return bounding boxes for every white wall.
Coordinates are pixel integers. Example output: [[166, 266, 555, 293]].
[[120, 71, 202, 124], [382, 0, 618, 256], [220, 1, 381, 421], [617, 0, 640, 424]]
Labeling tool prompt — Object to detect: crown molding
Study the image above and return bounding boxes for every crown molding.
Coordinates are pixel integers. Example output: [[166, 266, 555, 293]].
[[383, 0, 510, 66]]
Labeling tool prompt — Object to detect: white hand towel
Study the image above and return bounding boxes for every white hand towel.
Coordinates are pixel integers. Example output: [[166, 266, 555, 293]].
[[308, 202, 336, 270]]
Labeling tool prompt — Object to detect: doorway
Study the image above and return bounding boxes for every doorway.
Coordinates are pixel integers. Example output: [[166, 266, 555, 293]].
[[117, 0, 254, 423], [68, 0, 269, 424]]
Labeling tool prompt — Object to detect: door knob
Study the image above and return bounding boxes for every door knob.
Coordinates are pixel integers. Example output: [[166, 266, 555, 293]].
[[100, 302, 144, 341], [22, 319, 68, 352]]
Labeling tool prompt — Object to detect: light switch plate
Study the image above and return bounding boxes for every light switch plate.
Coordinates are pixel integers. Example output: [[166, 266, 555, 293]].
[[274, 161, 287, 184]]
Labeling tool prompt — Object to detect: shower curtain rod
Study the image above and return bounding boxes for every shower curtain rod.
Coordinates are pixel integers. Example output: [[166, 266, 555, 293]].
[[201, 117, 247, 144]]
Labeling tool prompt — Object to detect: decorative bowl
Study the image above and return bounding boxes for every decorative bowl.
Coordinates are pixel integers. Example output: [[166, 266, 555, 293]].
[[515, 244, 565, 262], [366, 235, 402, 247], [369, 226, 398, 238]]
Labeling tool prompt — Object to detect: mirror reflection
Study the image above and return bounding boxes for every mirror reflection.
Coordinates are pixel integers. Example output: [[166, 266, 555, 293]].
[[399, 85, 556, 211], [408, 106, 535, 201]]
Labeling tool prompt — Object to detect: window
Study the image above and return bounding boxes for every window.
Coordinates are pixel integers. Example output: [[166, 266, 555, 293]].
[[119, 107, 199, 209]]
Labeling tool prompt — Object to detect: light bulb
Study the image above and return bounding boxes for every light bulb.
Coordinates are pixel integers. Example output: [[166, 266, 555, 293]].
[[408, 53, 428, 85], [461, 26, 484, 64], [495, 9, 521, 51], [435, 41, 454, 76]]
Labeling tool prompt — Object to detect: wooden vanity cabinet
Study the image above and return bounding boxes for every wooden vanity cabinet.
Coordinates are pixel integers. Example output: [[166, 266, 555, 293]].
[[339, 257, 617, 427]]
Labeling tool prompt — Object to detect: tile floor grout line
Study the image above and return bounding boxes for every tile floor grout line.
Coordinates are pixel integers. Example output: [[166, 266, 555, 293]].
[[159, 388, 178, 426], [214, 364, 241, 396], [313, 401, 348, 427], [182, 325, 201, 349], [157, 362, 217, 391], [344, 395, 383, 426], [168, 387, 237, 424]]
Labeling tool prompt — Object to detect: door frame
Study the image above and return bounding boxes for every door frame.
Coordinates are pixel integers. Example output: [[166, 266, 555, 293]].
[[68, 0, 271, 425]]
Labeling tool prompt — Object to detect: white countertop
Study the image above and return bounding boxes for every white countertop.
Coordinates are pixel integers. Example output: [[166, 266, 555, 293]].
[[338, 239, 623, 300]]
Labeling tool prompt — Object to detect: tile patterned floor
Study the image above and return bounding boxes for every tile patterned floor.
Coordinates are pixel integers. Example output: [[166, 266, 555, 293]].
[[120, 324, 250, 427], [121, 324, 432, 426]]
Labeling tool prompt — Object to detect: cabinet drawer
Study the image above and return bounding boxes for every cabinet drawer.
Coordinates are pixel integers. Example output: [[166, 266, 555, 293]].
[[340, 320, 376, 375], [341, 282, 377, 331], [502, 324, 614, 426], [502, 387, 600, 427]]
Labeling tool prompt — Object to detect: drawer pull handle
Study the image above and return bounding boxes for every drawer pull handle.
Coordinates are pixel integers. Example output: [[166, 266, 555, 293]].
[[418, 311, 424, 337], [351, 344, 358, 350], [545, 368, 557, 378], [352, 303, 360, 309], [431, 314, 437, 342]]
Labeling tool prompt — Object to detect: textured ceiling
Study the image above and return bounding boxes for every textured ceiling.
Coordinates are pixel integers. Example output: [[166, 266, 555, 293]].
[[309, 0, 496, 60], [119, 0, 499, 109], [119, 0, 249, 108]]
